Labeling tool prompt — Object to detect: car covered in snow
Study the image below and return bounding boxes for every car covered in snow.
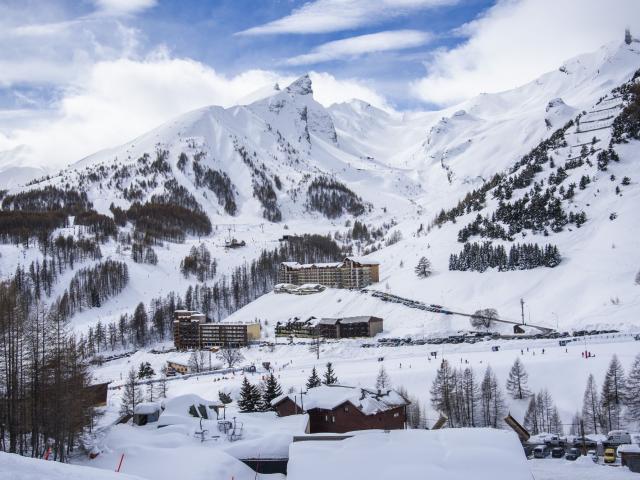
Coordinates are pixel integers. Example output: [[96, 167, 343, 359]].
[[565, 447, 581, 460], [533, 445, 551, 458], [606, 430, 631, 445]]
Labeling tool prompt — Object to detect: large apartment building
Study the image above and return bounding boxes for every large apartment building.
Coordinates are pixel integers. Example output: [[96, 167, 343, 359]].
[[173, 310, 260, 349], [277, 257, 380, 289], [275, 315, 383, 339]]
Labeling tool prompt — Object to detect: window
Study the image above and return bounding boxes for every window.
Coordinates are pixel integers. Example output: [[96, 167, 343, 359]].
[[325, 415, 328, 422], [393, 412, 400, 418], [344, 407, 349, 413], [332, 416, 335, 423]]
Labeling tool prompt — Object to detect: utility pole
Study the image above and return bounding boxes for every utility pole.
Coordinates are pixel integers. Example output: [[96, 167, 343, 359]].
[[520, 298, 525, 325]]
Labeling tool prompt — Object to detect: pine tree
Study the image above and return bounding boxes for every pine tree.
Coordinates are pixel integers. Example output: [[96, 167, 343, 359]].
[[430, 359, 456, 426], [137, 361, 155, 379], [260, 373, 283, 411], [480, 366, 505, 428], [601, 355, 625, 431], [131, 302, 148, 346], [158, 372, 169, 399], [120, 367, 142, 416], [306, 366, 322, 389], [624, 353, 640, 423], [218, 390, 232, 404], [569, 412, 582, 436], [582, 374, 602, 434], [323, 362, 338, 385], [146, 382, 159, 402], [238, 377, 261, 413], [506, 358, 530, 399], [550, 406, 563, 435], [375, 365, 391, 391], [415, 257, 433, 278], [460, 367, 479, 427], [524, 395, 540, 435]]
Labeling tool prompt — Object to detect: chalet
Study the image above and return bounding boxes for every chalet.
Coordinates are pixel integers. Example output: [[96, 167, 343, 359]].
[[271, 385, 409, 434], [166, 359, 190, 375], [317, 316, 383, 339], [173, 310, 261, 349], [277, 257, 380, 289]]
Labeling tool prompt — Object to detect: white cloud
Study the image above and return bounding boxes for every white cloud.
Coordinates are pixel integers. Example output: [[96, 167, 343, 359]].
[[285, 30, 432, 65], [309, 72, 392, 110], [412, 0, 640, 106], [0, 55, 391, 171], [0, 13, 140, 88], [237, 0, 456, 35], [92, 0, 157, 15]]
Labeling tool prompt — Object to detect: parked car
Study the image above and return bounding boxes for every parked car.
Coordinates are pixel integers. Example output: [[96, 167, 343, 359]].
[[604, 448, 617, 464], [565, 448, 581, 461], [533, 445, 551, 458], [544, 434, 560, 446], [552, 447, 565, 458], [573, 437, 597, 450], [587, 449, 598, 463], [607, 430, 631, 445]]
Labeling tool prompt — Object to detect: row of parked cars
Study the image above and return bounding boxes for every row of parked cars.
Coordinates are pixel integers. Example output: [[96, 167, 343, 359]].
[[531, 445, 621, 463]]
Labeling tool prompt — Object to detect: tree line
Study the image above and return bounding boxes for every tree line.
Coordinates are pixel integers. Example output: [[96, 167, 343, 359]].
[[0, 261, 94, 461], [306, 176, 368, 219], [448, 242, 561, 272]]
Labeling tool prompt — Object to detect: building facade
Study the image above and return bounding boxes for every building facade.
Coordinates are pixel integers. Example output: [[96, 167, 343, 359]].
[[317, 316, 383, 339], [173, 310, 260, 349], [277, 257, 380, 289], [275, 316, 383, 339], [272, 385, 408, 434]]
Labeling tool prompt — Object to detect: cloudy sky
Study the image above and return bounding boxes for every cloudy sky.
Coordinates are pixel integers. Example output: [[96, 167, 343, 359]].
[[1, 0, 639, 171]]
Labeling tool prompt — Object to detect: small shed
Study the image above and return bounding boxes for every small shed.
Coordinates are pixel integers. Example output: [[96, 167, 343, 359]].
[[619, 444, 640, 473], [513, 325, 525, 334], [133, 402, 162, 426]]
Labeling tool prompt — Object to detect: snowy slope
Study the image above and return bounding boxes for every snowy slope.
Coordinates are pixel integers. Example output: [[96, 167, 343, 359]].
[[1, 40, 639, 341]]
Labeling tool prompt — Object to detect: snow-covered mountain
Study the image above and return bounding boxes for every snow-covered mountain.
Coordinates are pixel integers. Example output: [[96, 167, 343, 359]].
[[1, 39, 640, 337]]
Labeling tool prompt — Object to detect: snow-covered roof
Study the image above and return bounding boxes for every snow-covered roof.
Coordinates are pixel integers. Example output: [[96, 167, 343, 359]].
[[281, 261, 342, 269], [274, 283, 298, 289], [317, 317, 341, 325], [618, 443, 640, 454], [160, 394, 221, 421], [318, 316, 378, 325], [272, 385, 408, 415], [298, 283, 324, 289], [344, 256, 380, 265], [288, 429, 532, 480], [133, 402, 161, 415]]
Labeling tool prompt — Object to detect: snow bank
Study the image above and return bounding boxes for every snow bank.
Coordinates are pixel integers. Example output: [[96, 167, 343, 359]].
[[76, 424, 259, 480], [0, 452, 143, 480], [287, 429, 531, 480]]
